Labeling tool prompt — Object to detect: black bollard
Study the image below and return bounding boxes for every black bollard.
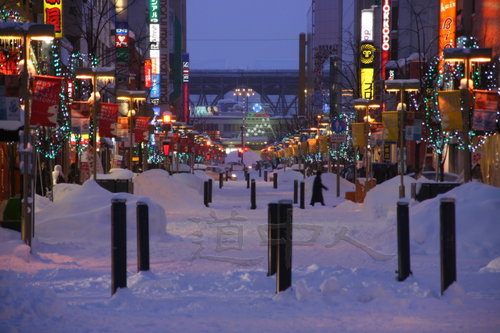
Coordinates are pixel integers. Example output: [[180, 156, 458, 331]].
[[293, 180, 298, 204], [250, 179, 257, 209], [137, 201, 150, 272], [396, 200, 411, 281], [219, 173, 224, 189], [277, 200, 293, 293], [440, 198, 456, 295], [246, 172, 250, 189], [208, 179, 213, 203], [299, 181, 305, 209], [203, 181, 209, 207], [225, 170, 229, 181], [267, 202, 279, 276], [264, 170, 268, 182], [273, 173, 278, 189], [111, 198, 127, 295]]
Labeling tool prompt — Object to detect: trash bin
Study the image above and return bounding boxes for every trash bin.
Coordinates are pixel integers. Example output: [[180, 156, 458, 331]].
[[415, 183, 461, 202], [96, 179, 133, 193], [0, 197, 21, 231]]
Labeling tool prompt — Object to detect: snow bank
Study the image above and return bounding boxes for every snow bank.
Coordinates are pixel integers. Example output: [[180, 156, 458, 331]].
[[411, 182, 500, 258], [173, 172, 206, 194], [52, 183, 82, 202], [133, 169, 204, 213], [35, 180, 167, 245], [363, 175, 421, 219]]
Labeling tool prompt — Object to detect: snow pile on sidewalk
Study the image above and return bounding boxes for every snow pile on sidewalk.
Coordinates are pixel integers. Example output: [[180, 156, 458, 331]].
[[35, 180, 167, 245], [411, 181, 500, 258], [133, 169, 204, 213], [363, 175, 421, 219]]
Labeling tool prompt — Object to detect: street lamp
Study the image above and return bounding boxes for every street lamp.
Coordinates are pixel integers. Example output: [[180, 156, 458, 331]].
[[385, 79, 420, 198], [353, 98, 381, 183], [0, 23, 55, 247], [75, 67, 115, 180], [443, 47, 492, 183], [116, 89, 147, 171]]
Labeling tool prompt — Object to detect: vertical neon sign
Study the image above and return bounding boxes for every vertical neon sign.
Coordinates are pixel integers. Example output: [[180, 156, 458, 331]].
[[182, 54, 190, 123], [439, 0, 456, 63], [381, 0, 391, 79]]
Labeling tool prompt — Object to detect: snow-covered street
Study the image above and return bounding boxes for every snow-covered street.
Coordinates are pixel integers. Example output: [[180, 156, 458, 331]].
[[1, 170, 500, 332]]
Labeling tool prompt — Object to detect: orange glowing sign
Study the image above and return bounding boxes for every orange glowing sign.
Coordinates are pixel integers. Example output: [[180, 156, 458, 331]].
[[439, 0, 456, 58]]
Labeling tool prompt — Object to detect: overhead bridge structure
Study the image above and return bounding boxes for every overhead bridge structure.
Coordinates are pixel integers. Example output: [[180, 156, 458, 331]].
[[189, 69, 299, 115]]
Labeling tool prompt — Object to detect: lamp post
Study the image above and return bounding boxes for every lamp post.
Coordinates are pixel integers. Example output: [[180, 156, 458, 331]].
[[443, 47, 492, 183], [353, 99, 380, 182], [385, 79, 420, 198], [0, 23, 55, 247], [116, 89, 147, 171], [75, 67, 115, 180]]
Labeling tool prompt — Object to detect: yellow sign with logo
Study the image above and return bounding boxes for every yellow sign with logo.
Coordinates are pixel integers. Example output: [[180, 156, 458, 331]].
[[438, 90, 463, 131], [44, 0, 63, 38], [360, 68, 374, 100], [352, 123, 368, 147], [383, 111, 399, 142]]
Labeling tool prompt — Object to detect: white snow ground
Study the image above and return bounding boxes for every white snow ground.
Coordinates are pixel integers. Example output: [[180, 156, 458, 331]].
[[1, 170, 500, 333]]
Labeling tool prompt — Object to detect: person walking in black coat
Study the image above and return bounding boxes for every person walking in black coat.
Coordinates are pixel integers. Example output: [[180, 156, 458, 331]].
[[310, 170, 328, 206]]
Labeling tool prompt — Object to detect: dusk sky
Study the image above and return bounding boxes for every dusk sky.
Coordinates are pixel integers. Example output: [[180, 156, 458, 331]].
[[187, 0, 310, 70]]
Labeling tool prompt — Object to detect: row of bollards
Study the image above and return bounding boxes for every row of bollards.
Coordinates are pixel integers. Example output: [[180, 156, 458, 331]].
[[111, 199, 150, 296], [267, 200, 293, 293], [396, 197, 457, 295], [292, 180, 306, 209]]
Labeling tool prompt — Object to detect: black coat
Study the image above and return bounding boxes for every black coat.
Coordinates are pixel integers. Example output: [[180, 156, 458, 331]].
[[310, 174, 328, 204]]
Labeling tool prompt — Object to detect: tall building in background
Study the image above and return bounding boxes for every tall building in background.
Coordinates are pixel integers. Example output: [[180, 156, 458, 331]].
[[305, 0, 344, 121], [168, 0, 188, 122]]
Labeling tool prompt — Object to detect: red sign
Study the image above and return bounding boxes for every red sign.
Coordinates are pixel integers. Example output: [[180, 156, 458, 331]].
[[439, 0, 456, 63], [144, 59, 152, 88], [31, 75, 63, 127], [70, 101, 90, 134], [115, 34, 129, 48], [162, 144, 170, 156], [99, 103, 118, 138], [134, 117, 150, 143], [381, 0, 391, 79]]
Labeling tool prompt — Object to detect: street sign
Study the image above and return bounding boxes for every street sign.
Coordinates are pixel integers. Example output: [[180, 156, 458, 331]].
[[330, 134, 347, 144], [332, 118, 347, 133], [405, 124, 422, 141]]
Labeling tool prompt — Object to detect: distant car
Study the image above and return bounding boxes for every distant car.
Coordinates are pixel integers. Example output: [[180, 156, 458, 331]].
[[205, 166, 237, 181], [193, 163, 208, 171]]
